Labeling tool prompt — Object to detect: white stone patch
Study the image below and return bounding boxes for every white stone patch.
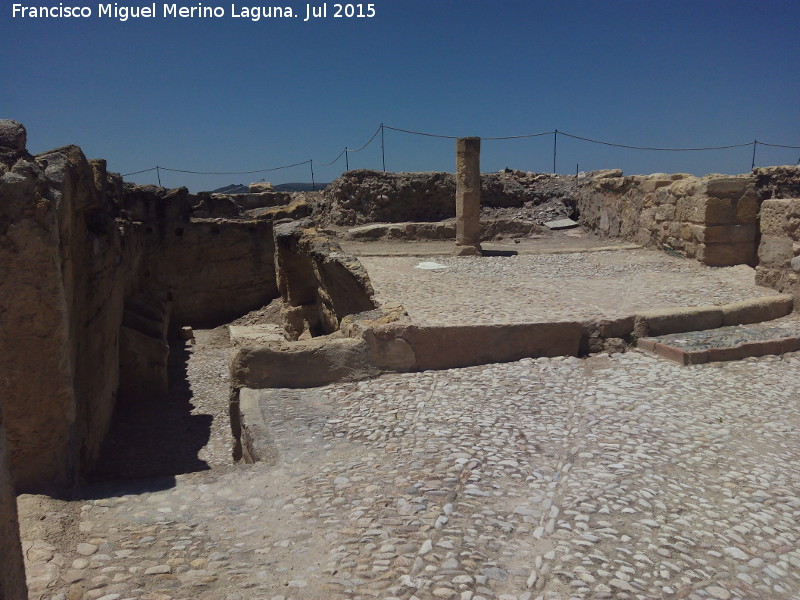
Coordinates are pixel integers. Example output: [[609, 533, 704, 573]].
[[414, 261, 448, 270]]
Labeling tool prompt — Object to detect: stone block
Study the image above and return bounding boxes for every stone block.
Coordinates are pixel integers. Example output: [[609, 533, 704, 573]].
[[634, 306, 723, 337], [640, 179, 673, 193], [705, 176, 749, 199], [676, 196, 707, 223], [758, 235, 793, 266], [703, 224, 757, 244], [596, 315, 635, 338], [699, 242, 757, 267], [231, 336, 378, 389], [654, 204, 676, 222], [721, 294, 794, 326], [734, 193, 759, 224], [404, 322, 584, 370], [249, 182, 273, 193], [759, 199, 794, 235], [704, 197, 734, 224]]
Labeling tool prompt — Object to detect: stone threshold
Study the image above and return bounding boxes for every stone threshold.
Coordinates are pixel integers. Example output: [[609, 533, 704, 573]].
[[638, 315, 800, 365]]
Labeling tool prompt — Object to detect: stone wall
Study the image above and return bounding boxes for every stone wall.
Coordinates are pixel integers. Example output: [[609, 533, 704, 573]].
[[0, 419, 28, 600], [754, 168, 800, 307], [273, 220, 377, 338], [574, 170, 760, 267], [319, 169, 574, 225], [0, 125, 143, 491], [0, 120, 293, 492]]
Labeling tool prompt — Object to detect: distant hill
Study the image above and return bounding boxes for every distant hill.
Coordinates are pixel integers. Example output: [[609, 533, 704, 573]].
[[210, 182, 329, 194], [274, 182, 329, 192], [211, 183, 249, 194]]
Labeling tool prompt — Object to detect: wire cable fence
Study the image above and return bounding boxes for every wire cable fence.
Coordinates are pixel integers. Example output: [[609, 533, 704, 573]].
[[122, 124, 800, 191]]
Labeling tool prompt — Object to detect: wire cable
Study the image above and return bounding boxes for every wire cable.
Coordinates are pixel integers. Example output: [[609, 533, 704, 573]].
[[558, 131, 752, 152], [757, 141, 800, 149], [122, 167, 158, 176], [383, 125, 460, 139], [158, 160, 311, 175], [483, 131, 554, 140], [347, 125, 383, 153], [317, 148, 347, 167]]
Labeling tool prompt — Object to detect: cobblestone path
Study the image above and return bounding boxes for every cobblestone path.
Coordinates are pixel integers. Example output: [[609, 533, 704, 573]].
[[20, 347, 800, 600]]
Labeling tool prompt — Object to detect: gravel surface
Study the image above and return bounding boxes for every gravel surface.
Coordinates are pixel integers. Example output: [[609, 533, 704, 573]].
[[360, 250, 777, 325]]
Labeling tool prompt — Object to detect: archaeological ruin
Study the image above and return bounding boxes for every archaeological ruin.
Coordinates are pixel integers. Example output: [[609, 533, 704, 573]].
[[2, 118, 800, 599]]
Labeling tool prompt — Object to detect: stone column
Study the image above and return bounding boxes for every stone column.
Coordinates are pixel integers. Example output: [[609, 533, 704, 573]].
[[455, 137, 482, 256]]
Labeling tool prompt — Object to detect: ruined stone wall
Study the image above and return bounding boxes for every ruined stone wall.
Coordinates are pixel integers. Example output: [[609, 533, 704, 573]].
[[1, 124, 143, 491], [753, 166, 800, 307], [574, 170, 760, 267], [274, 220, 377, 338], [320, 169, 572, 225], [0, 121, 290, 492]]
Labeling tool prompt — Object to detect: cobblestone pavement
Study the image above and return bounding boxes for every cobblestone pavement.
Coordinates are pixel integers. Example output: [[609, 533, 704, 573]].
[[20, 348, 800, 600], [359, 250, 776, 325]]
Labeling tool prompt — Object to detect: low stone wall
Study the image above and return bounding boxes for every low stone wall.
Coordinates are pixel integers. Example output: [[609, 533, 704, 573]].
[[574, 170, 760, 267]]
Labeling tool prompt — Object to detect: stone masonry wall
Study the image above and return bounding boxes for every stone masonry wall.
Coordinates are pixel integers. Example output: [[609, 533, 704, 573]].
[[754, 165, 800, 307], [574, 170, 760, 267]]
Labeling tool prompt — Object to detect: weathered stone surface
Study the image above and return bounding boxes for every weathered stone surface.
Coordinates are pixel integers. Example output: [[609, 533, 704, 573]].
[[274, 220, 376, 338], [0, 419, 27, 600], [758, 234, 793, 266], [575, 171, 764, 267], [699, 242, 757, 267], [0, 119, 26, 150], [224, 191, 291, 210], [754, 165, 800, 200], [319, 169, 577, 226], [231, 336, 377, 389], [720, 294, 794, 326], [455, 137, 482, 255], [0, 142, 135, 491], [634, 306, 724, 337], [248, 181, 273, 193], [403, 322, 584, 370], [704, 176, 749, 199]]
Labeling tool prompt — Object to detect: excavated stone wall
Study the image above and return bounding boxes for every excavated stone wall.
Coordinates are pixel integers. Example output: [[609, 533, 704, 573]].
[[273, 220, 377, 338], [0, 121, 293, 492], [319, 169, 574, 225], [1, 126, 143, 491], [754, 166, 800, 307], [573, 170, 761, 267]]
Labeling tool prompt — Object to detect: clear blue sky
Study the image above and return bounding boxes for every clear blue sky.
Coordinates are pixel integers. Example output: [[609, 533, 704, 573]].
[[3, 0, 799, 191]]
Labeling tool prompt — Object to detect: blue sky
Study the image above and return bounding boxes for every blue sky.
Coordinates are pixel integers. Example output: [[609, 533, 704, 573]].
[[3, 0, 799, 191]]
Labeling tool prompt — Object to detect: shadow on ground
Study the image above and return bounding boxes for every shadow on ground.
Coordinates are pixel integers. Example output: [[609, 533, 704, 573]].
[[86, 340, 210, 495]]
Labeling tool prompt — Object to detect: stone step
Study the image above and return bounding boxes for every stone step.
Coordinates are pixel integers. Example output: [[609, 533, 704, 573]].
[[638, 314, 800, 365]]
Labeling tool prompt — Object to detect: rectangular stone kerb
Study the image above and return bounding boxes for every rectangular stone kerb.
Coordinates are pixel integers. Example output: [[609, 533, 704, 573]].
[[455, 137, 482, 256]]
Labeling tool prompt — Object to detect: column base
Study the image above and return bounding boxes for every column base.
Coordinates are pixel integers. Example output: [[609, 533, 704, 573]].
[[454, 244, 483, 257]]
